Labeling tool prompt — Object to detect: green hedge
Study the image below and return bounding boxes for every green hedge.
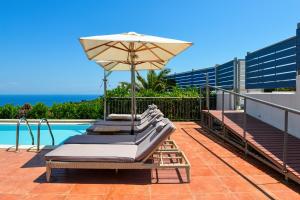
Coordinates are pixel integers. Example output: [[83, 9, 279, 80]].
[[0, 99, 103, 119], [0, 86, 203, 119], [0, 104, 20, 118]]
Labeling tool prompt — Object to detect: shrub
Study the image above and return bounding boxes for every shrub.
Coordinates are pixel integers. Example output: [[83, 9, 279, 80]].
[[49, 103, 78, 119], [76, 101, 102, 119], [0, 104, 19, 119], [27, 103, 49, 119], [18, 103, 32, 118]]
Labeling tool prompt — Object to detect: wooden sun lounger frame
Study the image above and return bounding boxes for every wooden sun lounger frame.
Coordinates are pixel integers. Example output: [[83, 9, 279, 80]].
[[45, 140, 191, 183]]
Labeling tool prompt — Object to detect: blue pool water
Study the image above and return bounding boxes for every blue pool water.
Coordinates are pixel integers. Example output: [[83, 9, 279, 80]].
[[0, 123, 90, 145]]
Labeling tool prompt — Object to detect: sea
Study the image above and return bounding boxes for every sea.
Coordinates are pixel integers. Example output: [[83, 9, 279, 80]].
[[0, 95, 100, 107]]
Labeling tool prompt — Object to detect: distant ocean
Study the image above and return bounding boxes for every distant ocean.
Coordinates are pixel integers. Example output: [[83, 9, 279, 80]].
[[0, 95, 100, 106]]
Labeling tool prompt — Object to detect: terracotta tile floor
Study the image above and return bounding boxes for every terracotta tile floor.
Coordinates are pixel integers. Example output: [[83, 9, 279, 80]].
[[0, 122, 300, 200]]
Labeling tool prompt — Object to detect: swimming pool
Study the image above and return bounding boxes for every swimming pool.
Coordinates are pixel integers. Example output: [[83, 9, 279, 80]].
[[0, 123, 90, 146]]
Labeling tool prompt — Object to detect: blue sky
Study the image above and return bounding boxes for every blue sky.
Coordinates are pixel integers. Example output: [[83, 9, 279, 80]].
[[0, 0, 299, 94]]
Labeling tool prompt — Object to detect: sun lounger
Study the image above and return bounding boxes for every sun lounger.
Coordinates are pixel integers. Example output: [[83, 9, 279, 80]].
[[65, 117, 171, 145], [86, 111, 164, 134], [45, 119, 190, 182], [94, 108, 160, 127], [107, 104, 158, 121]]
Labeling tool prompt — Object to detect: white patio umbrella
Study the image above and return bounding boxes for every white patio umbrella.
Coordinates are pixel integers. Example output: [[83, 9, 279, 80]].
[[80, 32, 192, 133]]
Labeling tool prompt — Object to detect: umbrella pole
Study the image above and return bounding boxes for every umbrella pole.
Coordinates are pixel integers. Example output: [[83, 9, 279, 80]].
[[130, 63, 135, 135], [103, 70, 107, 121]]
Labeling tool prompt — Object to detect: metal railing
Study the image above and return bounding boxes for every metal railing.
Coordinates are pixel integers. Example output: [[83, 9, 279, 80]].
[[15, 117, 34, 151], [107, 96, 216, 121], [37, 118, 55, 151], [203, 84, 300, 180]]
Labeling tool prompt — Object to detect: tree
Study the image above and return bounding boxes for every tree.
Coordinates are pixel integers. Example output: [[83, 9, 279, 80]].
[[136, 68, 175, 92]]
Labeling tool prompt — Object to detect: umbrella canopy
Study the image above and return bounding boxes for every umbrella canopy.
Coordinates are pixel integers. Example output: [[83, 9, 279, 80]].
[[95, 60, 168, 71], [80, 32, 192, 134], [80, 32, 192, 66]]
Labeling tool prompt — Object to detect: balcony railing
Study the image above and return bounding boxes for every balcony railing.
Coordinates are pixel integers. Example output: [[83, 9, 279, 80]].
[[107, 97, 216, 121]]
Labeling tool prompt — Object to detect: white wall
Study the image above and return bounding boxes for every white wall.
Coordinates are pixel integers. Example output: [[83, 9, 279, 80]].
[[246, 93, 298, 136], [216, 76, 300, 138], [216, 92, 234, 110], [243, 76, 300, 139]]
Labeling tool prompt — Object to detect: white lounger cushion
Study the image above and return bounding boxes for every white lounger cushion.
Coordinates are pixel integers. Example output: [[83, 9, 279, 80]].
[[96, 109, 159, 126], [45, 144, 137, 163], [107, 104, 158, 121], [107, 114, 142, 121]]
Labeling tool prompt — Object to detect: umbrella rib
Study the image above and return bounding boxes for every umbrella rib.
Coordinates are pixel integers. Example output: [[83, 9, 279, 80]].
[[106, 62, 119, 71], [135, 46, 157, 52], [107, 61, 130, 71], [104, 42, 128, 52], [102, 61, 114, 67], [119, 42, 129, 50], [151, 62, 163, 69], [135, 43, 146, 51], [150, 43, 175, 56], [85, 41, 114, 52], [135, 59, 165, 63], [143, 43, 164, 62], [89, 41, 119, 60]]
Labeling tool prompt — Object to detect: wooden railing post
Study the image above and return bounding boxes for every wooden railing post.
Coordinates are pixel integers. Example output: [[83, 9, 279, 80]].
[[283, 110, 289, 181]]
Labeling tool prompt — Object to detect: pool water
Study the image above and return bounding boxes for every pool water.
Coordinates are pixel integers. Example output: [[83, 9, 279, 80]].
[[0, 123, 90, 145]]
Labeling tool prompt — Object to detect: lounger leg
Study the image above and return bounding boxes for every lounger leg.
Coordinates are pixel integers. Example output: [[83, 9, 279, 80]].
[[46, 165, 52, 182], [186, 167, 191, 183]]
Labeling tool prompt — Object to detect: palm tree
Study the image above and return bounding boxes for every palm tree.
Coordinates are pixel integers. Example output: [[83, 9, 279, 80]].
[[136, 68, 175, 92], [114, 69, 175, 93]]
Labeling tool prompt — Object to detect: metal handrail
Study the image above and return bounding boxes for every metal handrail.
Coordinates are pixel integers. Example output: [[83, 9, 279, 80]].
[[206, 85, 300, 116], [203, 83, 298, 180], [37, 118, 55, 151], [15, 117, 34, 151]]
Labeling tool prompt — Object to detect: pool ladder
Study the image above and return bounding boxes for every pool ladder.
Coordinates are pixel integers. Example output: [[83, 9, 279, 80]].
[[37, 118, 55, 151], [15, 117, 34, 151], [15, 117, 55, 152]]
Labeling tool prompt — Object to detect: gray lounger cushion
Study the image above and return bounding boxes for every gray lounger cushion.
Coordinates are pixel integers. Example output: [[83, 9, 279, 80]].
[[45, 144, 137, 163], [45, 118, 175, 164], [87, 113, 163, 134], [135, 119, 176, 161], [88, 126, 121, 133], [64, 135, 135, 145], [86, 110, 163, 134], [65, 117, 164, 145]]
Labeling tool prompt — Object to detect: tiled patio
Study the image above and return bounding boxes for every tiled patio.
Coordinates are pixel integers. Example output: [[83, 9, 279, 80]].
[[0, 122, 299, 200]]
